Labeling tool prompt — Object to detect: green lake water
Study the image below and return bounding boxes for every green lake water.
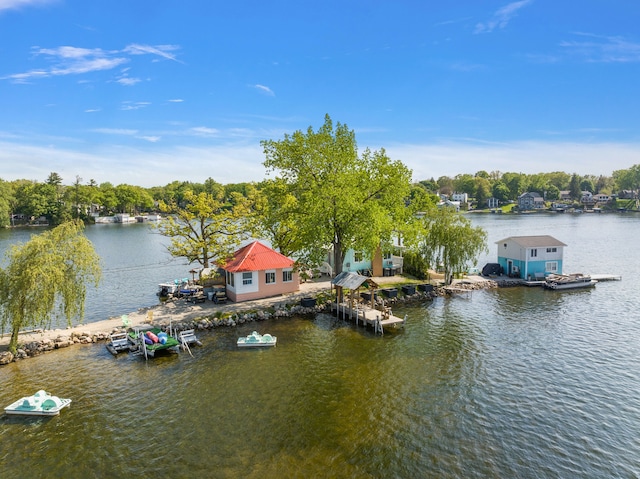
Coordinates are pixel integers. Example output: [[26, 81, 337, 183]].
[[1, 213, 639, 478]]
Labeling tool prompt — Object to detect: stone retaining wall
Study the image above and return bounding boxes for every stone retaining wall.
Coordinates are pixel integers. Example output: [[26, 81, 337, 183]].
[[0, 284, 475, 365]]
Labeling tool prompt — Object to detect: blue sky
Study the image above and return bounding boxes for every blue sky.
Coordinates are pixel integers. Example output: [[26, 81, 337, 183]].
[[2, 0, 640, 187]]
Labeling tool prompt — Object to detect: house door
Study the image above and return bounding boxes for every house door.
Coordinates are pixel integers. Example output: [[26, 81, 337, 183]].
[[507, 260, 513, 276]]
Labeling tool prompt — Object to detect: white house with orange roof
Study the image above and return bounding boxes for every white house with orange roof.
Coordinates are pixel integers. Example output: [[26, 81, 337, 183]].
[[222, 241, 299, 302]]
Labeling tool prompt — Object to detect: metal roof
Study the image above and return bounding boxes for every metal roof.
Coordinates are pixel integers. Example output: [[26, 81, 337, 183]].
[[224, 241, 294, 273], [331, 271, 379, 290], [495, 235, 567, 247]]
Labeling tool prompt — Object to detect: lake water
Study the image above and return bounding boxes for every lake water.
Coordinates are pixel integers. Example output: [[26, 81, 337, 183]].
[[1, 213, 639, 478]]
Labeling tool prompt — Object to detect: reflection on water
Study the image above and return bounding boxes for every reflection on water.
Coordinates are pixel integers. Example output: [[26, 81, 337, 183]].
[[1, 214, 640, 477]]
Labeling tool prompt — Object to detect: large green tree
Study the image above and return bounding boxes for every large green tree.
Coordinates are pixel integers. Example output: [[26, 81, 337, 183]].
[[0, 220, 101, 353], [156, 188, 251, 269], [418, 206, 488, 285], [260, 114, 415, 275]]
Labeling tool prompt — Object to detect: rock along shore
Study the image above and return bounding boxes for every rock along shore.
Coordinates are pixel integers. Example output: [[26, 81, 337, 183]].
[[0, 275, 499, 365]]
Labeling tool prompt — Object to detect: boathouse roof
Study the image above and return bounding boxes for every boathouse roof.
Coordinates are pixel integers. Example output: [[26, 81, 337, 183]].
[[496, 235, 567, 247], [331, 271, 379, 290]]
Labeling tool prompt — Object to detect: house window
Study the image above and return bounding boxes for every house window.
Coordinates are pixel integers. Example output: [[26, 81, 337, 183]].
[[546, 261, 558, 272], [283, 270, 293, 282], [354, 251, 363, 262], [242, 272, 253, 285], [546, 247, 557, 253], [226, 271, 234, 287], [265, 271, 276, 284], [530, 249, 537, 258], [383, 252, 391, 260]]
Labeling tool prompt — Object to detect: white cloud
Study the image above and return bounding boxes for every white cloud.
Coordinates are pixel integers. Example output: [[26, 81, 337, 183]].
[[0, 140, 266, 187], [120, 101, 151, 111], [560, 33, 640, 63], [474, 0, 532, 34], [0, 0, 55, 13], [191, 126, 220, 137], [92, 128, 138, 135], [138, 136, 161, 143], [168, 99, 184, 103], [2, 43, 181, 83], [384, 140, 640, 181], [123, 43, 181, 62], [253, 84, 275, 96], [116, 76, 141, 86], [1, 137, 638, 189]]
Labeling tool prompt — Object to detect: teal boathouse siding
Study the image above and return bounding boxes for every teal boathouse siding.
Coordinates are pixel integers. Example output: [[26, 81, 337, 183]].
[[496, 235, 567, 280]]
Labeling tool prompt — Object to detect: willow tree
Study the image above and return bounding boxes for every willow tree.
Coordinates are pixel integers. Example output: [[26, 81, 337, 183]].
[[0, 220, 102, 353], [419, 206, 488, 285], [156, 188, 252, 269], [261, 114, 415, 275]]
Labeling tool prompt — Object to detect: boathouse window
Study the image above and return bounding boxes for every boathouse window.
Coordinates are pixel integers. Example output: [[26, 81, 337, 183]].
[[265, 271, 276, 284], [546, 247, 557, 253], [242, 272, 253, 285], [546, 261, 558, 272], [283, 270, 293, 282], [530, 249, 538, 258], [354, 251, 363, 262]]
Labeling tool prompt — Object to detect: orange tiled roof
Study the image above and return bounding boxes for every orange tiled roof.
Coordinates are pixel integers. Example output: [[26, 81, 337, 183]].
[[224, 241, 294, 272]]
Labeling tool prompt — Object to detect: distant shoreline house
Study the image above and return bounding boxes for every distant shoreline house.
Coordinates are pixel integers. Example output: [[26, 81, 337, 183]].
[[517, 192, 545, 210], [221, 241, 299, 302], [496, 235, 566, 280]]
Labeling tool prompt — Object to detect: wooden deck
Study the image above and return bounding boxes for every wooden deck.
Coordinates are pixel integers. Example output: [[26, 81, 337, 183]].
[[332, 302, 406, 335]]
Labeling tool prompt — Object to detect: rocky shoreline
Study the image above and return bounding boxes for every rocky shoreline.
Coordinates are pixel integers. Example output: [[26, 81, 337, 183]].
[[0, 277, 498, 365]]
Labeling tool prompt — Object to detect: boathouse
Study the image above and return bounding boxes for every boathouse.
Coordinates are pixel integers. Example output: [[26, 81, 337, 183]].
[[222, 241, 299, 302], [496, 235, 566, 280]]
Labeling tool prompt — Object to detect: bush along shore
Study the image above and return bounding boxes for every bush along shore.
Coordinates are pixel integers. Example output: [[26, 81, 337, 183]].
[[0, 278, 497, 365]]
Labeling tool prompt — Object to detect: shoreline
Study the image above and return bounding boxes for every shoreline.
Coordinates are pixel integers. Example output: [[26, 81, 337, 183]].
[[0, 274, 498, 363]]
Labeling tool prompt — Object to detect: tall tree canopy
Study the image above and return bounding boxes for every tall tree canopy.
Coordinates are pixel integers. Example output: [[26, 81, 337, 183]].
[[156, 188, 252, 269], [418, 206, 488, 285], [0, 220, 102, 353], [260, 114, 416, 274]]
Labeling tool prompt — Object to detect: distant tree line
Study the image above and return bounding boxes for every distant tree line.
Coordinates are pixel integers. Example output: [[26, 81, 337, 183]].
[[2, 163, 639, 228]]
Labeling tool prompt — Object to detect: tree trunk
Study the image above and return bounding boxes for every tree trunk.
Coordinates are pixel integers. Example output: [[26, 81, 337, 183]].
[[9, 324, 20, 354], [333, 241, 343, 275]]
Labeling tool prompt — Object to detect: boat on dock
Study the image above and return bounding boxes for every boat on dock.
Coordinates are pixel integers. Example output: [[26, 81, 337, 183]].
[[128, 325, 181, 359], [237, 331, 277, 348], [544, 273, 597, 290], [4, 390, 71, 416]]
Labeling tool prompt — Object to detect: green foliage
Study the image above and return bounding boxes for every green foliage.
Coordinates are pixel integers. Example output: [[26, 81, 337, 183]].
[[0, 220, 101, 353], [156, 189, 251, 269], [418, 206, 488, 285], [260, 114, 415, 274], [400, 249, 430, 280]]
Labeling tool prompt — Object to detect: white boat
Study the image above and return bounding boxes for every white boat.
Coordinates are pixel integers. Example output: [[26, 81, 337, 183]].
[[544, 273, 597, 290], [4, 390, 71, 416], [237, 331, 277, 348]]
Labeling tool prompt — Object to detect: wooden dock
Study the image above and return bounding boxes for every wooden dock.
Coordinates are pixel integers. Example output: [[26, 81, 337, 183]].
[[332, 302, 406, 335]]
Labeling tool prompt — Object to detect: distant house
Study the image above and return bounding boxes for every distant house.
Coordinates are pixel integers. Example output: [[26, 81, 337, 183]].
[[451, 192, 468, 203], [581, 191, 594, 206], [437, 199, 461, 212], [222, 241, 299, 302], [559, 190, 572, 201], [496, 235, 566, 280], [592, 193, 611, 204], [486, 197, 500, 209], [518, 192, 545, 210]]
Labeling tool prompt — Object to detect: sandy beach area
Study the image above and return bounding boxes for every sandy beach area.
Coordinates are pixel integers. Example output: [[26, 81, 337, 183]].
[[0, 276, 414, 348]]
